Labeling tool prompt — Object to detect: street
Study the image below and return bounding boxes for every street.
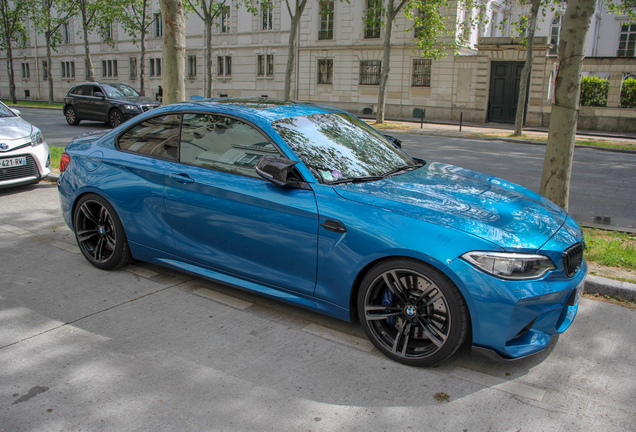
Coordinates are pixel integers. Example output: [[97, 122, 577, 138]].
[[1, 183, 635, 431], [20, 108, 636, 230]]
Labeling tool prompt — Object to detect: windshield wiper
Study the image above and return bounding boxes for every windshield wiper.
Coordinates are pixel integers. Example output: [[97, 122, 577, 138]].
[[327, 175, 384, 185], [381, 163, 424, 178]]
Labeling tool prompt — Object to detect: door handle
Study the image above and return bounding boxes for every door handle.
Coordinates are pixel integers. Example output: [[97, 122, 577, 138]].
[[169, 173, 195, 184], [321, 219, 347, 234]]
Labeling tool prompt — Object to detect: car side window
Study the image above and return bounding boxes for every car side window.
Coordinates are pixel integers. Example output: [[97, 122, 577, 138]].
[[117, 114, 181, 161], [179, 113, 280, 178], [93, 86, 102, 96]]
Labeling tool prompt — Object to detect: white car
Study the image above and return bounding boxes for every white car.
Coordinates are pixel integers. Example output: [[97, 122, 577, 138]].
[[0, 101, 51, 189]]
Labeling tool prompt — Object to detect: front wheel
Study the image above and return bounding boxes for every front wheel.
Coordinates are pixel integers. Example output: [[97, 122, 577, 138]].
[[65, 107, 80, 125], [358, 259, 469, 367], [109, 109, 123, 128], [73, 194, 133, 270]]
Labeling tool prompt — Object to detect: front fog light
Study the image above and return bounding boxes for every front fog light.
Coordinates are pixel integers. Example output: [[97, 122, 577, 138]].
[[462, 252, 555, 280]]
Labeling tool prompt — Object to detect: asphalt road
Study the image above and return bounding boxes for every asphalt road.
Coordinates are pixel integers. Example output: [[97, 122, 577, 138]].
[[19, 107, 636, 229], [1, 184, 635, 431]]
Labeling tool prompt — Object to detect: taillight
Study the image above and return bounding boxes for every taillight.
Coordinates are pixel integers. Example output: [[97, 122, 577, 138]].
[[60, 152, 71, 173]]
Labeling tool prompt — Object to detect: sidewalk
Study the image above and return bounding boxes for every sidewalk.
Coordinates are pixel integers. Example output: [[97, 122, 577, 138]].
[[360, 114, 636, 152]]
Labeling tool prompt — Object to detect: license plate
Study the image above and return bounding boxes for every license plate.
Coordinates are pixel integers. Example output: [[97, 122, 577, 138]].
[[0, 157, 27, 168]]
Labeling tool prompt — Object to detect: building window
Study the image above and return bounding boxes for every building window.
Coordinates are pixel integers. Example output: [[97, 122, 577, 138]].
[[414, 10, 426, 38], [319, 1, 334, 40], [42, 61, 48, 79], [218, 56, 232, 77], [150, 58, 161, 77], [257, 54, 274, 77], [359, 60, 381, 85], [549, 16, 561, 54], [261, 1, 273, 30], [101, 60, 117, 77], [412, 59, 431, 87], [220, 5, 230, 33], [188, 55, 197, 77], [104, 22, 113, 40], [62, 23, 70, 43], [617, 24, 636, 57], [364, 0, 381, 39], [21, 63, 30, 79], [154, 13, 162, 37], [61, 61, 75, 78], [130, 57, 137, 78], [317, 59, 333, 84]]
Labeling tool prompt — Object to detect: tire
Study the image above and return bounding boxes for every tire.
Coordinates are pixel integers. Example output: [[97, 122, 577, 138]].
[[357, 259, 469, 367], [73, 194, 133, 270], [65, 106, 80, 125], [109, 109, 123, 128]]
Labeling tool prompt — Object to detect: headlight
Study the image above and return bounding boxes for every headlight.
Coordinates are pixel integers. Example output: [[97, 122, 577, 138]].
[[462, 252, 555, 280], [30, 131, 44, 146], [124, 105, 140, 111]]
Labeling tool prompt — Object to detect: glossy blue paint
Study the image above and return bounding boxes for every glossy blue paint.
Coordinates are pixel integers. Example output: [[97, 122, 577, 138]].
[[58, 100, 587, 362]]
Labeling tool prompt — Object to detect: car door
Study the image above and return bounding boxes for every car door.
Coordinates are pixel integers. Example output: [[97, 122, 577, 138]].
[[163, 112, 319, 296], [70, 85, 93, 120], [90, 85, 111, 121]]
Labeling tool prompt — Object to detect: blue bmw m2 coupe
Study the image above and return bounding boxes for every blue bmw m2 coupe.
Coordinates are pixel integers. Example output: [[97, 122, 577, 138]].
[[58, 98, 586, 366]]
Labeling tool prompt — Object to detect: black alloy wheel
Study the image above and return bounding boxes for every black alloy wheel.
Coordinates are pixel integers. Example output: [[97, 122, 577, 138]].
[[65, 106, 80, 125], [73, 194, 133, 270], [109, 109, 123, 128], [358, 259, 469, 366]]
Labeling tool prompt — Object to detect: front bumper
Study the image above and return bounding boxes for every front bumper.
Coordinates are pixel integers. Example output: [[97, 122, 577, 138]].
[[0, 141, 51, 189], [448, 257, 587, 359]]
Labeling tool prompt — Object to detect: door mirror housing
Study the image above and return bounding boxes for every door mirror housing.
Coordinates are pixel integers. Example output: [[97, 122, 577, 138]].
[[383, 134, 402, 148], [255, 156, 309, 189], [94, 92, 105, 98]]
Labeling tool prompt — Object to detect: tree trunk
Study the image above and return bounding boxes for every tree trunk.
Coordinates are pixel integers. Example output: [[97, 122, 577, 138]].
[[5, 39, 17, 104], [539, 0, 597, 210], [160, 0, 186, 104], [46, 29, 54, 105], [284, 0, 307, 101], [513, 0, 539, 136], [205, 13, 212, 98], [81, 2, 94, 82], [376, 0, 395, 124], [140, 29, 147, 96]]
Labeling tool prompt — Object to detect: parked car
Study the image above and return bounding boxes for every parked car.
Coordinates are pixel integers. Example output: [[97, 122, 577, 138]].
[[0, 101, 51, 189], [63, 82, 160, 128], [58, 99, 586, 366]]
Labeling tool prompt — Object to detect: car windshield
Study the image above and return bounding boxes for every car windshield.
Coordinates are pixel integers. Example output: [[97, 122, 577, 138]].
[[101, 83, 140, 98], [0, 102, 16, 118], [272, 113, 416, 184]]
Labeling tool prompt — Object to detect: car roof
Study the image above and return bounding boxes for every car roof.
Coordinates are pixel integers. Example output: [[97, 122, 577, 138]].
[[169, 97, 346, 123]]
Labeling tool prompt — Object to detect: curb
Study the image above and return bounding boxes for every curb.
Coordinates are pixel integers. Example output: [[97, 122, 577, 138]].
[[585, 275, 636, 301], [479, 137, 636, 155]]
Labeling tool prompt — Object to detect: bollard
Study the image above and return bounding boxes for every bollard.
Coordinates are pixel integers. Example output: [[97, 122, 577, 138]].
[[459, 111, 463, 132], [421, 110, 424, 129]]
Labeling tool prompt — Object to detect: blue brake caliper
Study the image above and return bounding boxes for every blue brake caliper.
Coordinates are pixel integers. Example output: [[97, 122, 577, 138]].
[[381, 288, 395, 327]]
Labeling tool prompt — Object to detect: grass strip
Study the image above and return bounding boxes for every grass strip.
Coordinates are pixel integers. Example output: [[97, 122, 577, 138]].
[[2, 99, 63, 109], [583, 227, 636, 270], [50, 146, 64, 170]]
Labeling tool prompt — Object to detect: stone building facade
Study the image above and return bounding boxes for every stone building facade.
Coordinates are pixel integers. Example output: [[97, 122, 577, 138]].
[[1, 0, 635, 131]]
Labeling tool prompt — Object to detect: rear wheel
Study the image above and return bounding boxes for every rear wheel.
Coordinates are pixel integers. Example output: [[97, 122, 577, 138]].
[[109, 109, 123, 128], [73, 194, 133, 270], [358, 259, 469, 366], [65, 107, 80, 125]]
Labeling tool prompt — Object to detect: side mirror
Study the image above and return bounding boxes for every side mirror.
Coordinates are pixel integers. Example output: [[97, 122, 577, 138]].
[[384, 134, 402, 148], [255, 156, 309, 189], [10, 108, 21, 116], [94, 92, 105, 98]]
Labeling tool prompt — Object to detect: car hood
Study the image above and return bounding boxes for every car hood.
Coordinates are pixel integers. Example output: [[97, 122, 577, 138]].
[[332, 162, 567, 251], [0, 115, 34, 140], [110, 96, 159, 105]]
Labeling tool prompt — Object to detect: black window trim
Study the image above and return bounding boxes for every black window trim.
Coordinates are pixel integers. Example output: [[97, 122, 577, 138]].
[[114, 110, 307, 182]]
